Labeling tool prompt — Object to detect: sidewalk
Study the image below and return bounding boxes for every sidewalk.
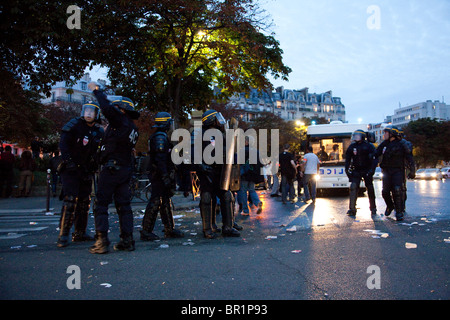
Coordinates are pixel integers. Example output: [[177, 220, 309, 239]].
[[0, 192, 199, 214]]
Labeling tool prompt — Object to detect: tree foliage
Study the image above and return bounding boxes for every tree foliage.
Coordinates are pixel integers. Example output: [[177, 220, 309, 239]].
[[404, 118, 450, 168], [1, 0, 290, 144], [86, 0, 291, 123]]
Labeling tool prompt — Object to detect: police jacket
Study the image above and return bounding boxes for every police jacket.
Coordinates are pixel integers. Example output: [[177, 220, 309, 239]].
[[375, 139, 415, 170], [59, 117, 104, 171], [94, 91, 139, 167], [345, 141, 376, 172], [148, 130, 174, 178]]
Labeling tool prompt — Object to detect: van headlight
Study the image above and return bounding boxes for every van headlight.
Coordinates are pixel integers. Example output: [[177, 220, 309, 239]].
[[314, 174, 320, 181]]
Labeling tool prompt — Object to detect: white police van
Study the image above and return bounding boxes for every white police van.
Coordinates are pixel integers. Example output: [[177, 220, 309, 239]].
[[306, 121, 371, 194]]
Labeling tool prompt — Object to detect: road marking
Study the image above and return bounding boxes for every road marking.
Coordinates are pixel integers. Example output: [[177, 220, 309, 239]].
[[0, 233, 26, 240], [0, 227, 48, 233], [0, 208, 55, 214]]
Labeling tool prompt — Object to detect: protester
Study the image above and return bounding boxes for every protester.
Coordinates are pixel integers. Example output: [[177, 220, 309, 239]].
[[237, 136, 263, 215], [301, 146, 320, 204], [30, 137, 42, 158], [17, 150, 36, 197], [49, 150, 62, 198], [295, 154, 304, 198], [0, 145, 15, 198], [279, 144, 297, 204]]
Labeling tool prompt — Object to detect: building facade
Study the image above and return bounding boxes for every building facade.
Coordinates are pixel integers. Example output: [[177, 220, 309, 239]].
[[226, 87, 346, 123], [391, 100, 449, 128], [41, 73, 107, 106]]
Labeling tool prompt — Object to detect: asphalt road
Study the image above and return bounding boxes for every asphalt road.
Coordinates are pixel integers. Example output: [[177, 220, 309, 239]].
[[0, 179, 449, 303]]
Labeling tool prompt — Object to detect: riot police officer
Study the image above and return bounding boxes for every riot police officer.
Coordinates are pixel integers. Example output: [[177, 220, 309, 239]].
[[196, 109, 240, 238], [88, 82, 140, 253], [345, 129, 377, 216], [140, 112, 184, 241], [374, 125, 415, 221], [57, 101, 104, 247]]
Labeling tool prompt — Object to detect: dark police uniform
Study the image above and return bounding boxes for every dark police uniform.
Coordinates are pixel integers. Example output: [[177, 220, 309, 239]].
[[141, 113, 184, 240], [196, 110, 240, 239], [345, 138, 377, 216], [375, 130, 415, 221], [57, 116, 103, 247], [89, 90, 139, 253]]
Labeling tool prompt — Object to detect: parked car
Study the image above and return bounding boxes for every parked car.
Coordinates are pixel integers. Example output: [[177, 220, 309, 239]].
[[440, 167, 450, 179], [373, 167, 382, 180], [416, 168, 443, 180]]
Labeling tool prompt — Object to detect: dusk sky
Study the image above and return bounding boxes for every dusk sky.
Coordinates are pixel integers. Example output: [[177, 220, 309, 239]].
[[261, 0, 450, 123], [88, 0, 450, 125]]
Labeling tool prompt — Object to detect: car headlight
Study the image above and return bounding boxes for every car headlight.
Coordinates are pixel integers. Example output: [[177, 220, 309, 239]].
[[431, 173, 436, 177]]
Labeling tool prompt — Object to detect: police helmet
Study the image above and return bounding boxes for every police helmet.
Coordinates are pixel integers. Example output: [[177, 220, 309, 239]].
[[351, 129, 366, 142], [202, 109, 226, 127], [153, 111, 174, 130], [110, 96, 140, 120], [384, 125, 400, 138], [81, 101, 100, 121]]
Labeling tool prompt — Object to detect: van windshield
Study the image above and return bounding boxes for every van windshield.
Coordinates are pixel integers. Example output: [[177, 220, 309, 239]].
[[308, 136, 351, 166]]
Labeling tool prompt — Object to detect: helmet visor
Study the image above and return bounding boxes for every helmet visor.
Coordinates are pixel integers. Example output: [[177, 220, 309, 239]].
[[81, 104, 99, 121], [215, 112, 226, 125], [351, 132, 363, 142]]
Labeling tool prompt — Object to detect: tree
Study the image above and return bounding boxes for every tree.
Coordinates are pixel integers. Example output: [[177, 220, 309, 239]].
[[87, 0, 291, 124], [0, 0, 95, 143], [404, 118, 450, 168]]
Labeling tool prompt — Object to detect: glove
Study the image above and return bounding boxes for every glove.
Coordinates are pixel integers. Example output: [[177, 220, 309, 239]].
[[88, 81, 100, 91], [345, 169, 352, 178]]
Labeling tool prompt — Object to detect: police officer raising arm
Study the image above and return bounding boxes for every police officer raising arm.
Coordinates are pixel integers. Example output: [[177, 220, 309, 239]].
[[374, 125, 415, 221], [140, 112, 184, 241], [87, 82, 140, 254], [57, 102, 104, 247]]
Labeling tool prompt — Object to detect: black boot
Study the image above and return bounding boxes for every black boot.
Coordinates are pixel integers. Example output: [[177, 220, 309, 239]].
[[382, 189, 394, 216], [140, 198, 160, 241], [348, 182, 358, 216], [393, 186, 404, 221], [221, 191, 240, 237], [72, 197, 94, 242], [200, 192, 217, 239], [161, 198, 184, 238], [89, 232, 110, 254], [57, 196, 77, 248], [114, 233, 135, 251]]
